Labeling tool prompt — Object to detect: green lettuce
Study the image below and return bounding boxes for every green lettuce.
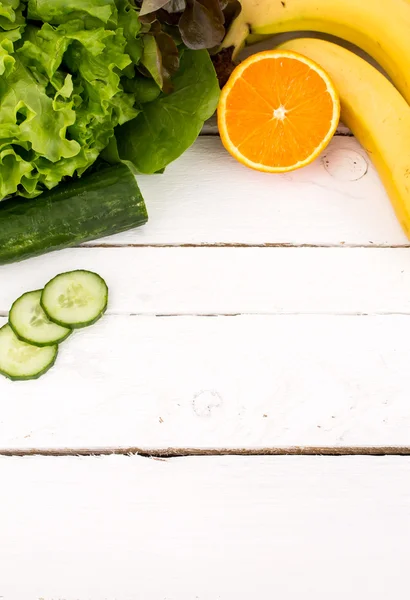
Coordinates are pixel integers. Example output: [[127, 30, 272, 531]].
[[0, 0, 25, 31], [0, 0, 219, 201], [27, 0, 117, 26], [115, 48, 219, 173], [0, 1, 138, 198]]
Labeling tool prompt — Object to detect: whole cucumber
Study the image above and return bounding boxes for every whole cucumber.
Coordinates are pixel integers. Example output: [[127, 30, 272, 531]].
[[0, 163, 148, 265]]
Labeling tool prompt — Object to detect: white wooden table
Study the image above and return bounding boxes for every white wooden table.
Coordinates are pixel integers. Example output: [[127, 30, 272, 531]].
[[2, 125, 410, 599]]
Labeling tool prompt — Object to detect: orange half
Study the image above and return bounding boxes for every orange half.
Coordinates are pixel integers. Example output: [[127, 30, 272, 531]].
[[218, 50, 340, 173]]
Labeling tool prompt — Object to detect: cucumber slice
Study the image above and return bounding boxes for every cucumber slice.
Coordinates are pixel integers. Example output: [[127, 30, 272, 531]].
[[0, 324, 58, 381], [9, 290, 71, 347], [41, 270, 108, 329]]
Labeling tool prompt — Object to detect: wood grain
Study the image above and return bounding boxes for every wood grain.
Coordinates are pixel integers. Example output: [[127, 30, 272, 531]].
[[79, 136, 406, 247], [1, 455, 409, 599], [2, 314, 410, 450], [0, 246, 410, 316]]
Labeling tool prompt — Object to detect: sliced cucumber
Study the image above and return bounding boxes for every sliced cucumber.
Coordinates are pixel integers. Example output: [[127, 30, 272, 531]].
[[0, 324, 58, 381], [9, 290, 71, 347], [41, 270, 108, 329]]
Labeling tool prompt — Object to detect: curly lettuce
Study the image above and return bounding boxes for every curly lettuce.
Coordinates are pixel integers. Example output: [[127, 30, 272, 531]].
[[0, 0, 219, 200], [0, 0, 138, 198]]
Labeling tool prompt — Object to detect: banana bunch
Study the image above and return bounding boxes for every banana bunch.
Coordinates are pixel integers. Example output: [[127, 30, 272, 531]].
[[221, 0, 410, 238]]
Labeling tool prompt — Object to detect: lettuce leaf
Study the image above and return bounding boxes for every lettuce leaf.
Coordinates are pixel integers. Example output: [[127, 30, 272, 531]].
[[139, 0, 241, 50], [0, 0, 221, 201], [117, 0, 144, 64], [115, 48, 219, 173], [0, 0, 25, 31], [27, 0, 117, 26], [0, 1, 140, 199], [0, 55, 79, 197]]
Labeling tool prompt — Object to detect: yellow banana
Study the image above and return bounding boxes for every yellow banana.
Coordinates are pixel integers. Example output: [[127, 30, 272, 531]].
[[275, 37, 410, 238], [221, 0, 410, 105]]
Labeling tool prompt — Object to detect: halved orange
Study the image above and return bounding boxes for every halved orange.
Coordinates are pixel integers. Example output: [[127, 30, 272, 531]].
[[217, 50, 340, 173]]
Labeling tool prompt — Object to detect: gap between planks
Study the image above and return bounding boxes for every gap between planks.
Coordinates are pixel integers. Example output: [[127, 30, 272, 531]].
[[2, 446, 410, 457], [2, 311, 410, 319], [83, 242, 410, 249]]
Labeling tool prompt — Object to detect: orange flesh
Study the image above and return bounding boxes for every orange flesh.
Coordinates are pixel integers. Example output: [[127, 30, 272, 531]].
[[221, 54, 337, 169]]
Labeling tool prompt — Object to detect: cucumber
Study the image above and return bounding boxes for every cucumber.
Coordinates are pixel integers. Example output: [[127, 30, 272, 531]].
[[41, 270, 108, 329], [0, 163, 148, 265], [9, 290, 71, 347], [0, 324, 58, 381]]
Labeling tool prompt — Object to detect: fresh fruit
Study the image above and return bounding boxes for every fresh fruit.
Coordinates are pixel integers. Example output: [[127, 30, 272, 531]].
[[217, 50, 340, 173], [278, 37, 410, 239], [9, 290, 71, 348], [0, 163, 148, 266], [41, 271, 109, 329], [221, 0, 410, 105], [0, 324, 58, 381]]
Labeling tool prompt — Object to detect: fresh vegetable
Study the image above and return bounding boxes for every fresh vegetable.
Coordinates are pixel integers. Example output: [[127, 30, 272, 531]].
[[220, 0, 410, 105], [0, 0, 220, 202], [0, 324, 58, 381], [211, 46, 235, 87], [139, 0, 241, 50], [278, 37, 410, 239], [0, 163, 147, 265], [0, 0, 140, 200], [218, 50, 339, 173], [9, 290, 71, 347], [115, 47, 220, 173], [2, 269, 109, 381], [41, 270, 109, 329]]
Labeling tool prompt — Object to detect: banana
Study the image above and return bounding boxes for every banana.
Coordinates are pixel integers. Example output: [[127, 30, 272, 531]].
[[221, 0, 410, 105], [274, 37, 410, 238]]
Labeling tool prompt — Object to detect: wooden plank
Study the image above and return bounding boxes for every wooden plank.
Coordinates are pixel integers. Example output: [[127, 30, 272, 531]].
[[1, 246, 410, 315], [2, 314, 410, 450], [81, 136, 406, 247], [1, 455, 409, 599]]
